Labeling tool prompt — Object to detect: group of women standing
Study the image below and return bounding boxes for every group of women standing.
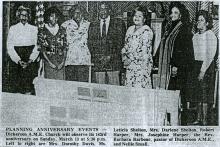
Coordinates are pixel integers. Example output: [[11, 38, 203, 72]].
[[37, 4, 155, 88], [38, 5, 91, 81], [122, 2, 218, 125], [37, 3, 218, 125], [157, 2, 218, 125]]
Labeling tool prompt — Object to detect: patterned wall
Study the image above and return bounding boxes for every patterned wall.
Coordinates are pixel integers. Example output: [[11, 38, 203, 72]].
[[49, 1, 200, 36], [35, 2, 45, 28], [53, 1, 198, 21]]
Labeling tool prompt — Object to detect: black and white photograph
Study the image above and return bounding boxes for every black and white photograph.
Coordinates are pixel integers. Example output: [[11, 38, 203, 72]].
[[0, 0, 219, 146]]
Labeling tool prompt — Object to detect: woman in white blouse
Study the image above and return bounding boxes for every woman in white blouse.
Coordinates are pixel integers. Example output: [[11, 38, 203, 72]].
[[62, 5, 91, 82], [7, 5, 39, 94], [191, 10, 217, 125]]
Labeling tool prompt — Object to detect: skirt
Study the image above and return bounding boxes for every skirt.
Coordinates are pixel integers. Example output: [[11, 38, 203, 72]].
[[65, 65, 89, 82], [186, 60, 216, 103], [9, 45, 38, 94], [44, 52, 65, 80]]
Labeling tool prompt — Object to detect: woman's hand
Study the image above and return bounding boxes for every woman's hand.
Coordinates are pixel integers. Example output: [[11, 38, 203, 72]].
[[216, 58, 219, 71], [27, 59, 33, 64], [171, 66, 178, 77], [49, 62, 56, 69], [57, 62, 64, 70], [198, 71, 205, 81], [100, 56, 111, 64], [123, 60, 131, 67], [18, 60, 28, 69]]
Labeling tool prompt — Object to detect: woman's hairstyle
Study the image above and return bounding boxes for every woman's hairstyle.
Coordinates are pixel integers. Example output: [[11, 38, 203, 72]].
[[44, 6, 63, 25], [196, 10, 213, 30], [69, 4, 88, 20], [16, 5, 31, 20], [132, 6, 149, 25], [169, 2, 190, 25]]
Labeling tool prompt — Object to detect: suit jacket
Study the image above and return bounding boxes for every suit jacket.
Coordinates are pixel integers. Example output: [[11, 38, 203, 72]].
[[88, 17, 126, 72]]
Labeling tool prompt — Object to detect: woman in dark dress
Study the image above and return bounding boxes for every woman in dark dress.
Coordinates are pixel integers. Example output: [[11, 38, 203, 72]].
[[156, 2, 194, 125], [190, 10, 218, 125], [38, 7, 67, 80], [158, 2, 194, 91]]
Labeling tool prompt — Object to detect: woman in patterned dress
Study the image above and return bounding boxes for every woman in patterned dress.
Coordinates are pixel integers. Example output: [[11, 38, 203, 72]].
[[61, 5, 91, 82], [38, 7, 67, 80], [121, 7, 153, 88]]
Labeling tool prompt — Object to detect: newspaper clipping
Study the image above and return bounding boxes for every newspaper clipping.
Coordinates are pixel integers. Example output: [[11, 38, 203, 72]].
[[0, 0, 219, 146]]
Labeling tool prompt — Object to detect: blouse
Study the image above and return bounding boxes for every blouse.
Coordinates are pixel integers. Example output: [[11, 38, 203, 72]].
[[7, 22, 39, 64], [61, 19, 91, 66], [193, 30, 217, 72]]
